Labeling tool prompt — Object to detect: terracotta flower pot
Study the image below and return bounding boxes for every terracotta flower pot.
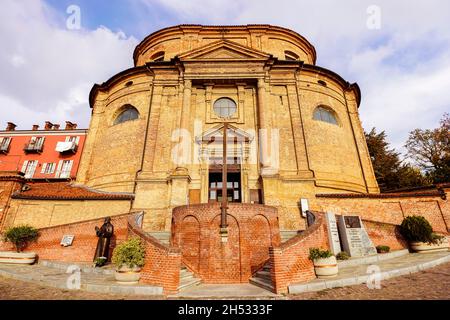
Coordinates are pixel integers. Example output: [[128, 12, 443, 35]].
[[313, 256, 338, 278], [410, 238, 449, 253], [0, 251, 36, 265], [114, 265, 142, 284]]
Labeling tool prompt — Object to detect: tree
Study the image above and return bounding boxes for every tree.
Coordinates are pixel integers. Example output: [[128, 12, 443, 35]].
[[365, 128, 402, 191], [365, 128, 431, 191], [405, 113, 450, 184]]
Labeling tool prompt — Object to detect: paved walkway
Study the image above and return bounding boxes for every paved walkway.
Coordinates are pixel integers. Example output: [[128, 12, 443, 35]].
[[0, 250, 448, 299], [0, 263, 163, 296], [289, 250, 450, 294], [170, 284, 280, 299]]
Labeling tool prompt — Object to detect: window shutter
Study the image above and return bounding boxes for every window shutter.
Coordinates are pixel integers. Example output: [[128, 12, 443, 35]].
[[65, 136, 70, 142], [41, 163, 47, 174], [29, 161, 38, 178], [75, 136, 80, 145], [55, 160, 63, 178], [67, 160, 74, 177], [0, 137, 3, 145], [50, 163, 56, 174], [21, 160, 29, 173], [5, 137, 11, 148], [39, 137, 45, 148]]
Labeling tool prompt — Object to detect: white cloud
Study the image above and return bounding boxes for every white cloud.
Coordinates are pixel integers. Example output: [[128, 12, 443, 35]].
[[0, 0, 138, 130]]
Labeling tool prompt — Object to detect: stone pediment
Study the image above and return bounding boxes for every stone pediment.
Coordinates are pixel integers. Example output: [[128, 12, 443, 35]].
[[178, 40, 271, 61], [196, 124, 254, 143]]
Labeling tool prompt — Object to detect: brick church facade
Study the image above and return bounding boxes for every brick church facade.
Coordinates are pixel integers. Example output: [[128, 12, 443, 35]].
[[0, 25, 448, 294]]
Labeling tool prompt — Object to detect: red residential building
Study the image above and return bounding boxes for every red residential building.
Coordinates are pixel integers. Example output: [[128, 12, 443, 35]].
[[0, 121, 87, 180]]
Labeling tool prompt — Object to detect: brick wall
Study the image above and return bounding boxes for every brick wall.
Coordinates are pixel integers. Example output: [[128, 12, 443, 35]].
[[269, 211, 329, 294], [317, 192, 449, 233], [172, 203, 280, 284], [127, 214, 181, 294], [362, 219, 408, 251], [0, 213, 130, 261]]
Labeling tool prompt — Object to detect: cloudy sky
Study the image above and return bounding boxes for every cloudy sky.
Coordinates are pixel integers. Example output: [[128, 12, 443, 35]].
[[1, 0, 449, 153]]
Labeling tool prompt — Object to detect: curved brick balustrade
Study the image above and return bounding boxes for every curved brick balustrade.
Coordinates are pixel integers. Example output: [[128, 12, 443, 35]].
[[269, 211, 329, 294], [171, 203, 281, 284], [127, 213, 181, 294]]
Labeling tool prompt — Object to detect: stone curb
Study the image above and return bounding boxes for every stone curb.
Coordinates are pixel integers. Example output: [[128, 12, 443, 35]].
[[289, 253, 450, 294], [337, 249, 409, 268]]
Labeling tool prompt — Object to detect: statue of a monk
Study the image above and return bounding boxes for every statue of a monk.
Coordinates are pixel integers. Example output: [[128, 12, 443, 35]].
[[93, 217, 114, 262]]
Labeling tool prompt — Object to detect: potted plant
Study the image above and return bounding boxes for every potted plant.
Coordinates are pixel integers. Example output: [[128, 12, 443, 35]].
[[309, 248, 338, 278], [399, 216, 449, 253], [111, 237, 145, 284], [376, 245, 390, 254], [336, 251, 350, 260], [0, 225, 39, 264]]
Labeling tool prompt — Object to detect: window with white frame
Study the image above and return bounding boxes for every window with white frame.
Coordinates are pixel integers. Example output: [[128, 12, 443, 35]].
[[0, 137, 12, 152], [21, 160, 38, 179], [41, 162, 56, 175], [58, 160, 73, 178]]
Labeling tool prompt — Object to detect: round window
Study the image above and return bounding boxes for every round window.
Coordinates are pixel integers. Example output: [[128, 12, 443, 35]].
[[213, 98, 237, 118]]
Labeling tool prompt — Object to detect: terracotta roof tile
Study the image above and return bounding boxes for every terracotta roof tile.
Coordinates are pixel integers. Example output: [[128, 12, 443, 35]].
[[12, 182, 134, 200]]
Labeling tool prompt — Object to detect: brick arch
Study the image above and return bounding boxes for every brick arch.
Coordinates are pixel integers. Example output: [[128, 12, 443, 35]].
[[208, 214, 241, 283], [179, 215, 200, 271], [248, 214, 271, 273]]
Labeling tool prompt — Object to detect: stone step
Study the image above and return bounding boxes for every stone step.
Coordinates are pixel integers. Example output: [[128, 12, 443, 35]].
[[249, 277, 274, 292], [180, 271, 194, 281], [178, 277, 202, 291], [280, 230, 304, 242], [39, 260, 115, 275], [147, 232, 171, 245], [337, 249, 409, 268], [254, 270, 271, 281]]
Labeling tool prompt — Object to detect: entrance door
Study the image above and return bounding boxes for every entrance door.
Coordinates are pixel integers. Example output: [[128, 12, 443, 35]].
[[208, 172, 241, 203]]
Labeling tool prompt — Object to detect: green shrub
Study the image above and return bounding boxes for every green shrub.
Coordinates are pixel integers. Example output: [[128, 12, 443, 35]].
[[4, 225, 39, 252], [112, 237, 145, 268], [336, 251, 350, 260], [376, 245, 390, 253], [399, 216, 435, 244], [94, 257, 107, 267], [309, 248, 333, 261]]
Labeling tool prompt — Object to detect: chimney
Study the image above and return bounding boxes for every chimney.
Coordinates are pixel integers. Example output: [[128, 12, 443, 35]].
[[32, 125, 39, 131], [44, 121, 53, 130], [6, 122, 17, 131], [65, 121, 77, 130], [53, 124, 60, 130]]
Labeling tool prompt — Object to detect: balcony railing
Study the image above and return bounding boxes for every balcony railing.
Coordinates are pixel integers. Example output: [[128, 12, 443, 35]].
[[55, 141, 78, 153], [24, 143, 43, 153]]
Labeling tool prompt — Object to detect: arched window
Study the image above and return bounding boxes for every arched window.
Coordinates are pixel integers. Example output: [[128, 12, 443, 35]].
[[313, 106, 339, 125], [284, 50, 299, 61], [213, 98, 237, 118], [150, 51, 165, 62], [114, 105, 139, 125]]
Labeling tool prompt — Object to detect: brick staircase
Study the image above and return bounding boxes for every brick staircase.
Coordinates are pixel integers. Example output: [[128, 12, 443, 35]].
[[178, 265, 202, 291], [249, 262, 274, 292], [147, 231, 170, 245]]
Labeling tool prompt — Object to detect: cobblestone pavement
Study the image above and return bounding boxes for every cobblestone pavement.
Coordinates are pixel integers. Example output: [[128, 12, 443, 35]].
[[289, 262, 450, 300], [0, 262, 449, 300]]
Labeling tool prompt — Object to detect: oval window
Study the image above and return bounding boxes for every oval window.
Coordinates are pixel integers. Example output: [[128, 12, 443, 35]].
[[213, 98, 237, 118]]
